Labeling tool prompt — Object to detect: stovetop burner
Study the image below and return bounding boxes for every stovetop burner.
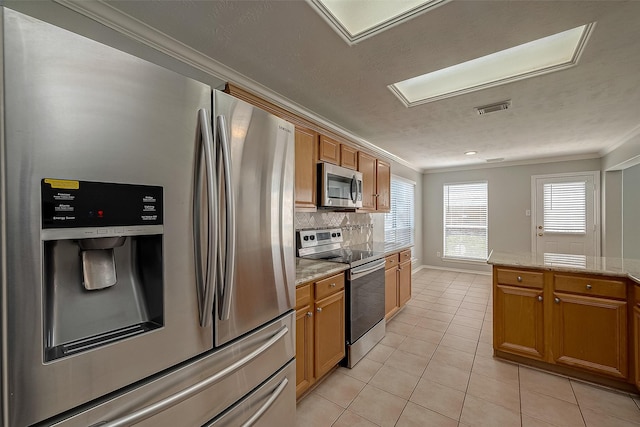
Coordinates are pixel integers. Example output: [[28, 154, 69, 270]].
[[296, 228, 385, 267]]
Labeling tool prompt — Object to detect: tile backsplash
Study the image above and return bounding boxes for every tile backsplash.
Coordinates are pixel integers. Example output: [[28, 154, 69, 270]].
[[295, 212, 375, 246]]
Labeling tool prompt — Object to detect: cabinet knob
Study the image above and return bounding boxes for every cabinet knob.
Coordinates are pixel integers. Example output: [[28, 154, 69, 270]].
[[538, 225, 544, 230], [586, 284, 592, 290], [537, 295, 543, 302], [317, 307, 322, 312], [517, 276, 523, 282], [554, 297, 560, 304], [330, 283, 336, 287], [538, 233, 544, 237], [306, 312, 312, 317]]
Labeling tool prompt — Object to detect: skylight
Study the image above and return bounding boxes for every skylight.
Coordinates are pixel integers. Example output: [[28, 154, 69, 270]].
[[389, 23, 595, 107], [306, 0, 451, 45]]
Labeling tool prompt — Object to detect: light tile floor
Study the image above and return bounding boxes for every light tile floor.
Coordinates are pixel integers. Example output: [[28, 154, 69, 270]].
[[296, 268, 640, 427]]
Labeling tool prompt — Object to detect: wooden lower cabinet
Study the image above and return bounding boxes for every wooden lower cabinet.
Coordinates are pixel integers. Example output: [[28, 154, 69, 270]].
[[295, 272, 345, 399], [552, 292, 628, 379], [384, 250, 412, 319], [398, 259, 411, 306], [494, 284, 545, 359], [314, 290, 345, 379], [295, 304, 314, 397], [634, 305, 640, 388], [384, 266, 399, 319], [493, 266, 634, 387]]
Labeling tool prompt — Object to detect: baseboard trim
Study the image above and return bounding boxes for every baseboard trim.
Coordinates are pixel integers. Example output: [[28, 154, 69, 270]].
[[412, 264, 491, 276]]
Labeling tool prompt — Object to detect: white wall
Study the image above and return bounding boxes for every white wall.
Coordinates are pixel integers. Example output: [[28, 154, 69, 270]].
[[623, 163, 640, 259], [422, 159, 602, 272]]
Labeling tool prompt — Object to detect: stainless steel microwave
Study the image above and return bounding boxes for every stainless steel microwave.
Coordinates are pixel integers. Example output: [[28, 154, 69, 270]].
[[318, 162, 363, 208]]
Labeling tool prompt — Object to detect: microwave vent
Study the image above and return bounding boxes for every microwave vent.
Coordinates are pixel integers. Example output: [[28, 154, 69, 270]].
[[476, 100, 511, 115]]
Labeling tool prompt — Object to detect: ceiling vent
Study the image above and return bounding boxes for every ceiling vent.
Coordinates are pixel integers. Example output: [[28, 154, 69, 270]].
[[476, 100, 511, 115]]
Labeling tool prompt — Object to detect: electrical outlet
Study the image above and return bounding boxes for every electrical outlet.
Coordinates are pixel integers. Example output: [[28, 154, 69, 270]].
[[436, 251, 441, 257], [525, 209, 531, 217]]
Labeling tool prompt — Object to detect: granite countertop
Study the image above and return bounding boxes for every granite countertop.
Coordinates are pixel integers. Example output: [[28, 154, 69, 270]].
[[295, 258, 349, 286], [295, 242, 414, 286], [348, 241, 414, 255], [487, 250, 640, 284]]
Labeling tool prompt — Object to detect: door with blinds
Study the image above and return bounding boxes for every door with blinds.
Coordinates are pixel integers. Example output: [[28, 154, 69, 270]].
[[532, 172, 600, 263]]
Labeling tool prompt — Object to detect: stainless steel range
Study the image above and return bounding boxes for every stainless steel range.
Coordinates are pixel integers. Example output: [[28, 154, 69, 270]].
[[297, 228, 386, 367]]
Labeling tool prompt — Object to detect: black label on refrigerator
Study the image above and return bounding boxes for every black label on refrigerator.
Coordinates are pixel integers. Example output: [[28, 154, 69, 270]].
[[41, 179, 163, 228]]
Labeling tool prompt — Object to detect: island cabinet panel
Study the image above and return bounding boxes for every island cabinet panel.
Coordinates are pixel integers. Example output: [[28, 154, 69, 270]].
[[494, 284, 545, 359], [552, 292, 628, 379]]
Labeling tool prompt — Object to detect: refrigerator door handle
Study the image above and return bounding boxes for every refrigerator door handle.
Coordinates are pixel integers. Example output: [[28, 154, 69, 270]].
[[194, 108, 218, 328], [239, 378, 289, 427], [216, 115, 236, 321], [91, 326, 290, 427]]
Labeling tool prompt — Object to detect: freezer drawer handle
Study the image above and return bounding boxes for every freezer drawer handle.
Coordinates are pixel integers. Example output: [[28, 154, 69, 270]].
[[92, 326, 289, 427], [240, 377, 289, 427], [216, 114, 236, 321], [194, 108, 218, 328]]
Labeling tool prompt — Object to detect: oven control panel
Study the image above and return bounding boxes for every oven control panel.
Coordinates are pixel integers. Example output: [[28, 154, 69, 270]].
[[298, 228, 343, 249]]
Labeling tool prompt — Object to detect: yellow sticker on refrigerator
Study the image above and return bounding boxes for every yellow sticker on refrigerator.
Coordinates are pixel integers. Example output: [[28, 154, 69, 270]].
[[44, 179, 80, 190]]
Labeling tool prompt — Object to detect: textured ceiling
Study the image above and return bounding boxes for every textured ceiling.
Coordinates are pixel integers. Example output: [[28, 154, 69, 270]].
[[103, 0, 640, 171]]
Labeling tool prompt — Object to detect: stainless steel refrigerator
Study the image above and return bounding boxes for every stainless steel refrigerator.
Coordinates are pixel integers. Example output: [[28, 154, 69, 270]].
[[0, 8, 296, 427]]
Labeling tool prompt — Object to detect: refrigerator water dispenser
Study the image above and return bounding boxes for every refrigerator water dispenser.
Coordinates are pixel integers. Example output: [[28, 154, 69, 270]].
[[41, 179, 165, 361]]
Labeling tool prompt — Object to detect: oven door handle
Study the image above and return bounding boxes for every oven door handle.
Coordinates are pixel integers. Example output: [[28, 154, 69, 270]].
[[350, 259, 385, 280]]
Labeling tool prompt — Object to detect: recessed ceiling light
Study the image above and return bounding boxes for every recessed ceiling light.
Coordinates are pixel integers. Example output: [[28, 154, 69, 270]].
[[465, 151, 478, 156], [389, 23, 595, 107], [306, 0, 451, 45]]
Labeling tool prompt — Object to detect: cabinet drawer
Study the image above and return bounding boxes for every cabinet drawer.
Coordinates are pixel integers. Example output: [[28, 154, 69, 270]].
[[385, 254, 398, 270], [400, 249, 411, 263], [495, 268, 543, 289], [296, 284, 311, 309], [554, 274, 627, 299], [315, 273, 345, 300]]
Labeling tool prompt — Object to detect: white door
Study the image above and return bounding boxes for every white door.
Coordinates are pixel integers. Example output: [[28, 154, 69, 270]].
[[532, 172, 600, 260]]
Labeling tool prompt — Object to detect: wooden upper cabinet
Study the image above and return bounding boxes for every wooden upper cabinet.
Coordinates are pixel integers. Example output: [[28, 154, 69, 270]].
[[318, 135, 340, 165], [340, 145, 358, 170], [376, 159, 391, 212], [358, 151, 377, 210], [295, 126, 318, 211]]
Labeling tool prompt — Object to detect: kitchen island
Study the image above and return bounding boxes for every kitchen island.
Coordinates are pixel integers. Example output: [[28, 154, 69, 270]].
[[488, 250, 640, 392]]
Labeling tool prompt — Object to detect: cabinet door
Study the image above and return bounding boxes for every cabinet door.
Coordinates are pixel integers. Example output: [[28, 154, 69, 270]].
[[295, 306, 314, 399], [294, 127, 317, 210], [314, 290, 345, 379], [494, 285, 545, 359], [340, 145, 358, 170], [398, 260, 412, 306], [552, 292, 628, 379], [635, 306, 640, 389], [318, 135, 340, 165], [357, 152, 377, 210], [385, 267, 399, 319], [376, 159, 391, 212]]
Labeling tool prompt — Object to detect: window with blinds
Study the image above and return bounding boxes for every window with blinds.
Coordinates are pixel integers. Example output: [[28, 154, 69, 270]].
[[384, 176, 415, 246], [543, 182, 586, 233], [443, 182, 488, 260]]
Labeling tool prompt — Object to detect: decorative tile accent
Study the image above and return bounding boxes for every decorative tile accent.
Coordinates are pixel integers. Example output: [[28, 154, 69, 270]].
[[295, 212, 374, 245]]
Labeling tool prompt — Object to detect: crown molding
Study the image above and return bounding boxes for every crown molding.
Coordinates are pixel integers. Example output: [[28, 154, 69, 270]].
[[52, 0, 420, 172], [422, 152, 601, 174]]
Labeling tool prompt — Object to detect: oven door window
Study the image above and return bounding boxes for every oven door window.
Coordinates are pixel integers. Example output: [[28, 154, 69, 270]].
[[347, 267, 385, 343]]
